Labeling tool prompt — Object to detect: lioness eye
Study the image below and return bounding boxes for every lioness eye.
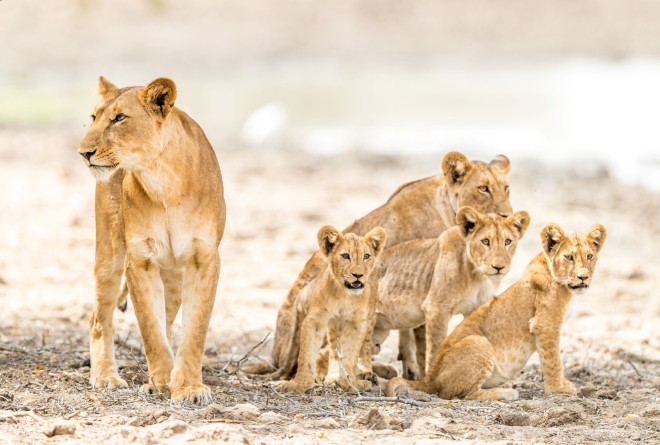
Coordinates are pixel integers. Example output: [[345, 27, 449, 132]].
[[111, 113, 126, 123], [505, 239, 512, 246], [587, 254, 594, 261], [478, 185, 490, 193], [481, 239, 490, 246], [340, 253, 350, 260], [565, 255, 574, 261], [364, 253, 371, 260]]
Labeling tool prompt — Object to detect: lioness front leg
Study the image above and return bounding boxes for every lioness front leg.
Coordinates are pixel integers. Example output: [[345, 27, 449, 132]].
[[534, 323, 576, 395], [281, 311, 328, 394], [336, 320, 372, 393], [424, 309, 451, 373], [125, 253, 174, 396], [168, 248, 220, 405]]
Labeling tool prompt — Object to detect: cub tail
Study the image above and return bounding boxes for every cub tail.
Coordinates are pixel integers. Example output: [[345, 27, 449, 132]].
[[386, 376, 432, 397]]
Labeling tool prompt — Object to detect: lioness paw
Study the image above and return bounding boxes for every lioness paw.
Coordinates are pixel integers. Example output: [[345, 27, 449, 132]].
[[90, 374, 128, 390], [171, 384, 212, 406], [139, 382, 170, 397], [371, 363, 398, 380], [280, 381, 312, 395]]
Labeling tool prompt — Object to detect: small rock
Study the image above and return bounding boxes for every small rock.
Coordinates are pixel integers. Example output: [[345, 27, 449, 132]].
[[354, 408, 387, 430], [148, 420, 189, 438], [639, 406, 660, 418], [43, 422, 76, 437], [313, 417, 339, 429], [258, 411, 284, 424], [541, 407, 583, 427], [596, 389, 617, 400], [496, 410, 532, 426], [224, 403, 261, 421], [578, 386, 596, 398], [387, 416, 412, 431]]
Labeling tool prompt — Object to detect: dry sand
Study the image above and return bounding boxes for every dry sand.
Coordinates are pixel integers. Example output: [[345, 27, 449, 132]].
[[0, 126, 658, 444]]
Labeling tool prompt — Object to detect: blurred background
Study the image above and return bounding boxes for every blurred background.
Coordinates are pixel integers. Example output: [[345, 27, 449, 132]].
[[2, 0, 660, 188]]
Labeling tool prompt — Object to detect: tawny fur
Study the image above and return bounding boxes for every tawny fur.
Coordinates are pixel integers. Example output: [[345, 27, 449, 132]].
[[276, 226, 387, 394], [386, 223, 607, 401], [373, 207, 530, 380], [247, 152, 514, 379], [81, 77, 225, 406]]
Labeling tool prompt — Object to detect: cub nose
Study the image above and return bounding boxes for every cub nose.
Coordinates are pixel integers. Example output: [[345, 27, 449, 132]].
[[577, 273, 589, 281], [352, 273, 363, 279], [80, 148, 97, 161], [492, 265, 504, 273]]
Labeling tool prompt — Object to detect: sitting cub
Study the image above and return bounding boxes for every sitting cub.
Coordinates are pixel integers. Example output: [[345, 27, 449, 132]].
[[387, 222, 607, 400], [373, 207, 530, 379], [280, 225, 387, 394]]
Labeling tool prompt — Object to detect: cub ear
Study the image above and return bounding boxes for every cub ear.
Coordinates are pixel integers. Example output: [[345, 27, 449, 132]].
[[586, 224, 607, 253], [442, 151, 473, 185], [540, 223, 565, 256], [98, 76, 118, 96], [456, 206, 484, 237], [317, 225, 343, 256], [364, 227, 387, 257], [508, 210, 531, 239], [139, 77, 177, 118], [489, 154, 511, 176]]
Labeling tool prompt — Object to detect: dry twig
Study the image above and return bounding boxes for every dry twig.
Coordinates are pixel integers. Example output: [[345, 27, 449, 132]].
[[223, 332, 271, 375]]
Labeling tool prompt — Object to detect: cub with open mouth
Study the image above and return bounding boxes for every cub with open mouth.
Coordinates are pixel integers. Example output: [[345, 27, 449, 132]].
[[278, 225, 387, 394]]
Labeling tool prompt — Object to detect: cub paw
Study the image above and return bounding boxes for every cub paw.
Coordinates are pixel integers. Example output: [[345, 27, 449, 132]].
[[171, 384, 213, 406], [402, 361, 421, 381], [371, 363, 398, 380], [90, 373, 128, 390], [139, 383, 170, 397], [547, 380, 577, 396], [279, 380, 312, 395], [338, 378, 372, 393], [358, 371, 380, 385]]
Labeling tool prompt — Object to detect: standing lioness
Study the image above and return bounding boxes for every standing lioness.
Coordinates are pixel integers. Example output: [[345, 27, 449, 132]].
[[79, 77, 225, 405]]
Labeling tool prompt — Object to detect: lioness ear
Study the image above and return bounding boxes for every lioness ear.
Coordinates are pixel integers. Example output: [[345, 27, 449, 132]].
[[364, 227, 387, 257], [442, 151, 473, 185], [98, 76, 118, 96], [456, 206, 483, 237], [508, 210, 531, 239], [317, 225, 342, 256], [586, 224, 607, 253], [139, 77, 177, 118], [541, 223, 565, 256], [490, 154, 511, 176]]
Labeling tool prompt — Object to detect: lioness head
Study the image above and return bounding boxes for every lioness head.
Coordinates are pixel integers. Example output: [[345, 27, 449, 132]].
[[541, 223, 607, 294], [442, 152, 513, 218], [456, 206, 530, 277], [318, 226, 387, 296], [79, 76, 178, 181]]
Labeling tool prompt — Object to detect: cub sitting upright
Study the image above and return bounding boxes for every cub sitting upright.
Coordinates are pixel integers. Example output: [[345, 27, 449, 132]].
[[387, 222, 607, 401], [79, 77, 226, 405], [373, 207, 530, 379], [280, 226, 387, 394]]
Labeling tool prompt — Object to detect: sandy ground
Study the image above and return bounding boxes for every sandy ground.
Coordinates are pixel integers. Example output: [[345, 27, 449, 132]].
[[0, 126, 658, 444]]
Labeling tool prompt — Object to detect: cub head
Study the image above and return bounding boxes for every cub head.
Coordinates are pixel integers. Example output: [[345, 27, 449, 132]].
[[79, 76, 177, 181], [317, 225, 387, 296], [541, 223, 607, 294], [456, 206, 530, 278], [442, 151, 513, 218]]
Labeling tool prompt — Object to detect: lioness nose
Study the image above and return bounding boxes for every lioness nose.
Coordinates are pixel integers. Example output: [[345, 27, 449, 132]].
[[80, 148, 97, 161], [352, 273, 363, 279]]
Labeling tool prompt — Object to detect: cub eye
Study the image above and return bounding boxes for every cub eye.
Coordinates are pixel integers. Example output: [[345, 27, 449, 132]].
[[564, 255, 574, 261], [363, 253, 371, 260], [340, 253, 350, 260], [478, 185, 490, 193], [504, 239, 512, 246], [111, 113, 126, 123], [481, 239, 490, 246], [587, 254, 594, 261], [90, 114, 96, 122]]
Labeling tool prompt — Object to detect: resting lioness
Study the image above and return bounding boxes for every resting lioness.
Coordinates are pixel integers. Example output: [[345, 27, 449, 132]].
[[79, 77, 225, 405], [373, 207, 530, 380], [386, 222, 607, 401], [278, 226, 387, 394], [247, 152, 513, 378]]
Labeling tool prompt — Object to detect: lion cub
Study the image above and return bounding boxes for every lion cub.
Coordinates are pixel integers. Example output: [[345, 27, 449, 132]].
[[374, 207, 530, 379], [387, 223, 607, 401], [279, 226, 387, 394]]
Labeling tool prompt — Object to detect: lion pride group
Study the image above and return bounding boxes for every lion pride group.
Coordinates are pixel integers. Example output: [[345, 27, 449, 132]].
[[81, 78, 606, 406]]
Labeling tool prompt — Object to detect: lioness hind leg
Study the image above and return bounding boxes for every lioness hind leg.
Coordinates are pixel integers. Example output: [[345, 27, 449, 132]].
[[169, 248, 220, 405], [160, 268, 183, 345], [399, 329, 421, 380], [413, 325, 427, 379]]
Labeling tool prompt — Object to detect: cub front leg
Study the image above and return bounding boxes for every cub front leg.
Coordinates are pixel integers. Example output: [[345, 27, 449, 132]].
[[169, 247, 220, 405], [281, 311, 329, 394], [423, 309, 451, 373], [336, 319, 372, 393], [125, 252, 174, 396], [532, 318, 576, 395]]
